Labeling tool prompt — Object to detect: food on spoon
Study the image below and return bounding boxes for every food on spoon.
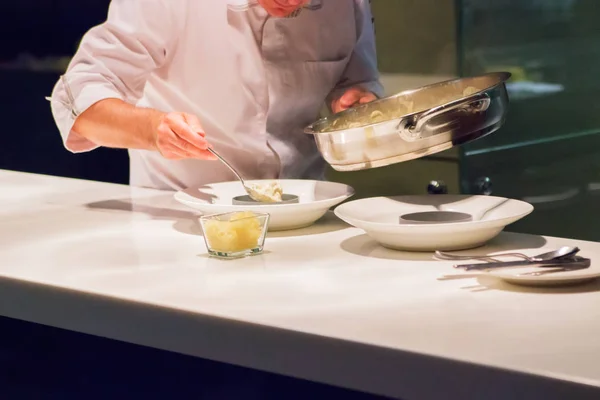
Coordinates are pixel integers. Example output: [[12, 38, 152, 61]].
[[249, 181, 283, 203], [203, 211, 264, 253]]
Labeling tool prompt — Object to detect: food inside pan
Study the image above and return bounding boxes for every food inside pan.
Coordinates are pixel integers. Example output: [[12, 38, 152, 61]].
[[322, 85, 481, 133]]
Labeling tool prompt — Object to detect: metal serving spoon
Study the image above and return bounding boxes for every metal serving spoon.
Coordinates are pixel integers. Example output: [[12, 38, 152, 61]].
[[207, 148, 265, 202], [439, 246, 580, 264]]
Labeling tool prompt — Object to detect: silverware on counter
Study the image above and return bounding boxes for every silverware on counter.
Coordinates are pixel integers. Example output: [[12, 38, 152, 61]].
[[439, 246, 579, 263], [454, 256, 591, 272]]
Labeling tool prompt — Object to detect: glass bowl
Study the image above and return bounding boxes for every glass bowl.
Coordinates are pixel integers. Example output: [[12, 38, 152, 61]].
[[199, 211, 269, 259]]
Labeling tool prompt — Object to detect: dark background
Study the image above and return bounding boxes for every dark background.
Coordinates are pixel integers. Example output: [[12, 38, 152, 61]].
[[0, 0, 129, 184]]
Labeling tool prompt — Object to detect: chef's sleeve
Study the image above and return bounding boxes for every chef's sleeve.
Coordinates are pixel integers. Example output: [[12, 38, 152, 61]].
[[49, 0, 178, 153], [326, 0, 384, 106]]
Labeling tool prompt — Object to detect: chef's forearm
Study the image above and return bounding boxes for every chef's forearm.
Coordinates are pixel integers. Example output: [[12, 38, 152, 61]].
[[72, 98, 163, 151]]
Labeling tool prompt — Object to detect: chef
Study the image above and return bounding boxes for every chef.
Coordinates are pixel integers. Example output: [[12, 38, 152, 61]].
[[49, 0, 383, 191]]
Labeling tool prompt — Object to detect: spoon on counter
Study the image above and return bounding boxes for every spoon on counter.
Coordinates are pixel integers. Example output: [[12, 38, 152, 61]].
[[457, 255, 590, 272], [438, 246, 580, 265]]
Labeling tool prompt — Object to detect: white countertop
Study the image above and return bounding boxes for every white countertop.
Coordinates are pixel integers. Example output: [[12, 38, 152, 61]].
[[1, 169, 599, 399]]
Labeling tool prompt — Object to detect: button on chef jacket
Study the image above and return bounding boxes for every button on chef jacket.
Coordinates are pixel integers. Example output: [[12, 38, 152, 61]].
[[49, 0, 383, 191]]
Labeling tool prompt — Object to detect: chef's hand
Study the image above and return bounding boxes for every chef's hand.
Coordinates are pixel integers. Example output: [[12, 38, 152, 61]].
[[331, 87, 378, 114], [154, 112, 217, 160]]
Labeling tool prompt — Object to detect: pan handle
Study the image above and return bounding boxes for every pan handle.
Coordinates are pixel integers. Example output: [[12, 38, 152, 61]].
[[398, 92, 491, 141]]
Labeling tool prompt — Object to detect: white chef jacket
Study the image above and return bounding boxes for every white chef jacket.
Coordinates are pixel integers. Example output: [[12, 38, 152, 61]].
[[50, 0, 383, 191]]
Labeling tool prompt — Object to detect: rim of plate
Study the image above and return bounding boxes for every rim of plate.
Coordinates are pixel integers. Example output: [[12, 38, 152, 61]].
[[175, 179, 355, 210], [334, 195, 534, 229], [488, 267, 600, 282]]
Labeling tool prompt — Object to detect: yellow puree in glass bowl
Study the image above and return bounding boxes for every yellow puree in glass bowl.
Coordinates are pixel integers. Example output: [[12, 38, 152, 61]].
[[204, 211, 263, 252]]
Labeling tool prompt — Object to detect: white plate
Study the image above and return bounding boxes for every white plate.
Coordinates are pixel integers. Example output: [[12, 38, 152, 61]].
[[334, 195, 534, 251], [487, 262, 600, 287], [174, 179, 354, 231]]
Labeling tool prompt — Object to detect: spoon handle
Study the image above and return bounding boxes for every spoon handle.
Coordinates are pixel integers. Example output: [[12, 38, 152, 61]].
[[208, 148, 245, 184], [437, 250, 530, 262], [456, 257, 588, 271]]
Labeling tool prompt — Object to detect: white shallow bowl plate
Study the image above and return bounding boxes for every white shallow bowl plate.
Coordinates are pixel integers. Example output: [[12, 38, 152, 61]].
[[334, 195, 534, 251], [174, 179, 354, 231]]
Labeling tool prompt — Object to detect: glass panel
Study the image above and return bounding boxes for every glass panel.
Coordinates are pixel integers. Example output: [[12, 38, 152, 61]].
[[458, 0, 600, 240]]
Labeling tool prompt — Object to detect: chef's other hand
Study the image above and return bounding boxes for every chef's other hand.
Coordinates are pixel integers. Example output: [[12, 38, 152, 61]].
[[331, 87, 378, 114], [155, 112, 217, 160]]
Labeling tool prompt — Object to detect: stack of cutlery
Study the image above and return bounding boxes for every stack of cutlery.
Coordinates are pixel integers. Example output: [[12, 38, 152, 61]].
[[435, 246, 591, 273]]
